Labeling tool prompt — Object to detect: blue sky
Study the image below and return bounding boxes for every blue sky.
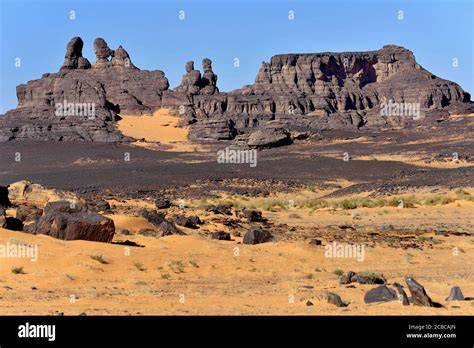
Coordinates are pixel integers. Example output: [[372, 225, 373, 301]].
[[0, 0, 472, 113]]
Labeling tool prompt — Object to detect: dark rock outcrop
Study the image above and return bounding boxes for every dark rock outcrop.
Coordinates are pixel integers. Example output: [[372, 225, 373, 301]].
[[0, 37, 169, 142], [339, 271, 386, 285], [243, 227, 272, 245], [327, 292, 348, 307], [364, 285, 398, 304], [31, 201, 115, 242], [445, 286, 465, 301], [211, 231, 231, 240], [405, 277, 435, 307], [60, 37, 91, 71], [1, 41, 471, 144]]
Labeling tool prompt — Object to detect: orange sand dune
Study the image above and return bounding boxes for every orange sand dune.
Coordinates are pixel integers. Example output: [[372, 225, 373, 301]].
[[117, 108, 205, 152], [1, 226, 472, 315]]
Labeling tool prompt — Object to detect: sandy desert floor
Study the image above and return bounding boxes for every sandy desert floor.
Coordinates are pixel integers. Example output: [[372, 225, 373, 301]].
[[0, 190, 473, 315], [0, 109, 473, 315]]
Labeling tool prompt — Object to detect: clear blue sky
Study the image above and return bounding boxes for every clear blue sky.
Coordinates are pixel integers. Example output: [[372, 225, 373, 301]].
[[0, 0, 472, 114]]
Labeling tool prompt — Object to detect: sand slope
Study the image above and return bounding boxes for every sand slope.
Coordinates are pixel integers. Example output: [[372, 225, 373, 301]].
[[1, 226, 472, 315], [117, 108, 204, 152]]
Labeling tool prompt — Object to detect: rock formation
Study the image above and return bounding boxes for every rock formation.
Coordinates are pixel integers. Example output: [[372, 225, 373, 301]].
[[60, 37, 91, 70], [0, 37, 169, 142], [175, 61, 202, 95], [199, 58, 218, 95], [0, 39, 472, 144]]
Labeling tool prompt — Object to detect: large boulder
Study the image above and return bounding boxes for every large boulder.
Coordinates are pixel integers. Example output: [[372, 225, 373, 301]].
[[33, 201, 115, 242], [246, 127, 292, 148], [445, 286, 465, 301], [405, 277, 435, 307], [364, 285, 398, 304], [243, 227, 272, 245]]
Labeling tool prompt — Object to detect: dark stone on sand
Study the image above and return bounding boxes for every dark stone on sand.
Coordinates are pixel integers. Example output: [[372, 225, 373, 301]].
[[306, 300, 314, 306], [206, 204, 233, 215], [142, 210, 166, 226], [445, 286, 465, 301], [241, 209, 267, 223], [309, 239, 322, 246], [4, 217, 24, 231], [211, 231, 231, 240], [405, 277, 435, 307], [155, 198, 172, 209], [364, 285, 398, 304], [327, 292, 348, 307], [174, 215, 202, 229], [339, 271, 356, 285], [31, 201, 115, 242], [243, 227, 272, 245]]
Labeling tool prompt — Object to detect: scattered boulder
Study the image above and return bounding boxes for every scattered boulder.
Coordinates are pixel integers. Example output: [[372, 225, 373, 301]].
[[206, 204, 233, 215], [339, 271, 356, 285], [446, 286, 465, 301], [306, 300, 314, 306], [308, 239, 322, 246], [364, 285, 398, 304], [243, 227, 272, 245], [174, 215, 202, 229], [211, 231, 231, 241], [142, 210, 166, 226], [89, 200, 111, 213], [339, 271, 386, 285], [405, 277, 435, 307], [157, 220, 185, 237], [32, 201, 115, 242], [352, 272, 386, 285], [247, 127, 292, 148], [155, 198, 172, 209], [241, 209, 267, 223], [327, 292, 348, 307]]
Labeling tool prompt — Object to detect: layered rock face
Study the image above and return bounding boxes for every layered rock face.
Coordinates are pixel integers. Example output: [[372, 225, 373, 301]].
[[0, 41, 471, 144], [183, 45, 471, 143], [0, 37, 169, 142]]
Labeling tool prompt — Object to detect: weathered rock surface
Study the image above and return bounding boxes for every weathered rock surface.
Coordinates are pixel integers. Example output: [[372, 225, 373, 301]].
[[364, 285, 398, 304], [445, 286, 465, 301], [1, 40, 471, 144], [243, 227, 272, 245], [327, 292, 348, 307], [32, 201, 115, 242], [7, 181, 81, 208], [0, 37, 168, 142], [405, 277, 435, 307], [211, 231, 231, 240]]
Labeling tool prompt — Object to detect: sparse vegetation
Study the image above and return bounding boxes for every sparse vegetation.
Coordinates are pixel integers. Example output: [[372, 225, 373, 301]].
[[188, 260, 199, 268], [133, 262, 145, 271], [161, 272, 171, 279], [169, 260, 185, 273], [90, 254, 108, 264], [333, 269, 344, 276], [11, 266, 25, 274], [416, 236, 442, 244]]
